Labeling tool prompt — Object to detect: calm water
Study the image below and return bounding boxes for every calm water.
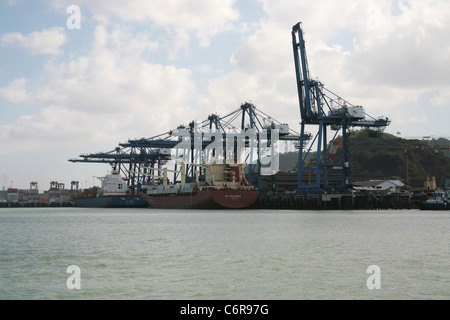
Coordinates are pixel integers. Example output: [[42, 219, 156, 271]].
[[0, 207, 448, 300]]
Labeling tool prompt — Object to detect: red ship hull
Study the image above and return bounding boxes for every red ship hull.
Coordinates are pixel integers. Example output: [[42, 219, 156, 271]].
[[140, 189, 258, 209]]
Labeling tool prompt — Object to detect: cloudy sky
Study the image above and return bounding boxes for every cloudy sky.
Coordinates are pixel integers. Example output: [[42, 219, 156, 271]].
[[1, 0, 450, 190]]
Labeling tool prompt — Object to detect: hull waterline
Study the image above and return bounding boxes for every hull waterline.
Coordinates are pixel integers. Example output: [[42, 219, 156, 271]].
[[140, 189, 258, 209]]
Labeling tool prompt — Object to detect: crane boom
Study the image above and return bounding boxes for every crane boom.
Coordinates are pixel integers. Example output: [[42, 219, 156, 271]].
[[292, 22, 311, 119], [291, 22, 390, 193]]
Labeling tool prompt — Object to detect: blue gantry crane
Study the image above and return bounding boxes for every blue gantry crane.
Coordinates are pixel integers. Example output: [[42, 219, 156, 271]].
[[292, 22, 390, 193], [70, 23, 387, 196], [69, 102, 303, 194]]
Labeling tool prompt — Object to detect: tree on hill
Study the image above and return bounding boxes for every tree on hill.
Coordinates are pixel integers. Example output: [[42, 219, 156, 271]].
[[278, 130, 450, 188], [348, 131, 450, 187]]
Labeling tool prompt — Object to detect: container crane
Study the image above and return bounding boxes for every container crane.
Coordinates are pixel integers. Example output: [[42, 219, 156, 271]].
[[70, 102, 304, 194], [292, 22, 390, 193]]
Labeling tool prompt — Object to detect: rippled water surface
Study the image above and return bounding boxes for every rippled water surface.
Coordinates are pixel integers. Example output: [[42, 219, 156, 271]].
[[0, 207, 449, 300]]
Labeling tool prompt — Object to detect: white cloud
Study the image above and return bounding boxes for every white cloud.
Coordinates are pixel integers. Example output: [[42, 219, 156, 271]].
[[203, 0, 450, 136], [431, 90, 450, 108], [0, 107, 97, 154], [41, 25, 199, 116], [350, 1, 450, 88], [50, 0, 239, 51], [0, 78, 31, 103], [1, 27, 67, 55], [0, 24, 203, 156], [4, 0, 23, 5]]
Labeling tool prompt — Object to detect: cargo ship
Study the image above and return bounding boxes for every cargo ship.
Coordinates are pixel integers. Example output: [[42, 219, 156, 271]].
[[138, 162, 258, 209], [72, 171, 148, 208]]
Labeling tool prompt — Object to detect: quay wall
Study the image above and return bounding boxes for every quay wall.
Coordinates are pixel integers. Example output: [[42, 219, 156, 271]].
[[255, 193, 417, 210], [0, 201, 75, 208], [1, 193, 419, 210]]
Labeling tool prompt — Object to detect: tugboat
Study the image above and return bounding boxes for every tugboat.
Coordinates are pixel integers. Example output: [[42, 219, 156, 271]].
[[72, 171, 148, 208], [417, 189, 449, 211], [138, 162, 258, 209]]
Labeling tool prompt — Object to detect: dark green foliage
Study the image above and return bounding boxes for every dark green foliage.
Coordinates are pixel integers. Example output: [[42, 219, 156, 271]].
[[279, 130, 450, 188]]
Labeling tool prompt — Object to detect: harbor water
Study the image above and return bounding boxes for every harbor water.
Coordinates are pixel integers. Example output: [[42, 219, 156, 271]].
[[0, 207, 449, 300]]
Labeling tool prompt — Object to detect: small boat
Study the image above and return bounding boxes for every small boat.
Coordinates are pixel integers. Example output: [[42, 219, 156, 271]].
[[417, 190, 449, 211], [72, 171, 148, 208]]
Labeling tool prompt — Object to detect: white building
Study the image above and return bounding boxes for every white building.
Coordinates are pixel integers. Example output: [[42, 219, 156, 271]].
[[353, 180, 405, 193]]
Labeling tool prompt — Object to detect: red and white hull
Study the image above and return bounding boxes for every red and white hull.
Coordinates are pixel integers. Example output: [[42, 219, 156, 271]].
[[140, 189, 258, 209]]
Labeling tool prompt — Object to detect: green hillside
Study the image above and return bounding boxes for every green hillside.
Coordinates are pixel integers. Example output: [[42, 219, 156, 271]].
[[279, 130, 450, 188], [426, 138, 450, 158]]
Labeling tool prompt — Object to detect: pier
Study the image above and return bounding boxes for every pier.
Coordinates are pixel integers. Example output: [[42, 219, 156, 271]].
[[256, 192, 417, 210], [0, 201, 75, 208], [0, 192, 419, 210]]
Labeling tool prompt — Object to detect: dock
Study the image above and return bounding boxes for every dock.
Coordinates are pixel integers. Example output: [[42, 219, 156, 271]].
[[0, 201, 75, 208], [0, 193, 418, 210], [256, 192, 417, 210]]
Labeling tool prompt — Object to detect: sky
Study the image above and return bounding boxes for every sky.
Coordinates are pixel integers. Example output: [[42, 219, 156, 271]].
[[1, 0, 450, 190]]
